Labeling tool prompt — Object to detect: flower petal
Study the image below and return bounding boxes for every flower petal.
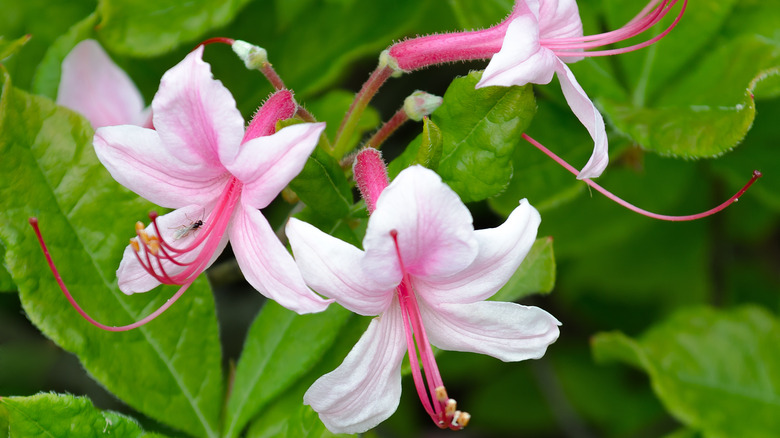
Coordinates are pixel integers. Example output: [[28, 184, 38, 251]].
[[287, 218, 396, 316], [152, 46, 244, 175], [94, 125, 229, 208], [228, 122, 325, 209], [415, 199, 540, 304], [477, 15, 558, 88], [554, 60, 608, 179], [420, 300, 561, 362], [304, 301, 406, 434], [363, 166, 477, 283], [57, 40, 147, 128], [230, 203, 332, 314], [538, 0, 583, 41], [117, 205, 225, 293]]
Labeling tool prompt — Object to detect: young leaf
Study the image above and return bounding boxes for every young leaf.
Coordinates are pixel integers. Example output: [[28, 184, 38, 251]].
[[1, 393, 167, 438], [592, 306, 780, 438], [415, 116, 443, 171], [224, 302, 351, 438], [0, 35, 31, 61], [491, 236, 555, 302], [390, 71, 536, 202], [0, 72, 223, 437]]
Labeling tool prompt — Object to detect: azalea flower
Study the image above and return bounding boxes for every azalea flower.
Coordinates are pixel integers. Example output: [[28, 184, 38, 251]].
[[386, 0, 685, 179], [57, 39, 152, 129], [286, 149, 560, 433], [94, 45, 331, 315]]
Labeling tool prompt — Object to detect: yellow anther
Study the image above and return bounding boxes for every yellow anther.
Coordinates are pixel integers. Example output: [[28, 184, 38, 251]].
[[135, 221, 145, 232], [147, 239, 160, 256], [435, 386, 448, 402], [457, 412, 471, 428], [445, 399, 457, 417], [130, 239, 140, 252], [139, 230, 150, 244]]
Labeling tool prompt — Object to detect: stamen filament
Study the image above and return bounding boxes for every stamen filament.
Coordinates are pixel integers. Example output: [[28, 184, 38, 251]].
[[522, 133, 761, 221], [29, 218, 193, 332]]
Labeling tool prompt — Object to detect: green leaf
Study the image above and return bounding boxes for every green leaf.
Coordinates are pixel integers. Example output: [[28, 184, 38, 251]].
[[415, 116, 442, 171], [601, 88, 755, 158], [224, 302, 351, 438], [0, 72, 223, 437], [491, 236, 555, 302], [1, 393, 166, 437], [390, 71, 536, 202], [95, 0, 252, 56], [592, 306, 780, 438], [288, 146, 354, 224], [0, 244, 15, 292], [0, 35, 31, 61]]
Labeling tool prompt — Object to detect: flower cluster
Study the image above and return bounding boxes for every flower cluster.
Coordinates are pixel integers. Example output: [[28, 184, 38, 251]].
[[35, 0, 764, 435]]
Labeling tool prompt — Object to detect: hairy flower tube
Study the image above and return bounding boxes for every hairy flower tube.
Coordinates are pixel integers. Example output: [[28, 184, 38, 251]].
[[386, 0, 686, 179], [57, 39, 153, 129], [286, 150, 560, 433]]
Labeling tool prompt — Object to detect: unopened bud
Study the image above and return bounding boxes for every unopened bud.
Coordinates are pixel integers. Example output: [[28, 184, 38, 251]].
[[232, 40, 269, 70], [378, 50, 403, 77], [404, 91, 443, 121], [354, 148, 389, 215]]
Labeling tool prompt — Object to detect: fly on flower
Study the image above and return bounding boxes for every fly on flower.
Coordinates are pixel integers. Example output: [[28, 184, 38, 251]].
[[286, 149, 560, 433]]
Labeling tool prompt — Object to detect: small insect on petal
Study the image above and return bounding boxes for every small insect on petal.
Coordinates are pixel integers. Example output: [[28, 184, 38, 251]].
[[173, 219, 204, 240]]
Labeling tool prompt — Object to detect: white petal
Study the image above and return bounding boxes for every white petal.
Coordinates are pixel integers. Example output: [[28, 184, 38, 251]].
[[304, 302, 407, 434], [415, 199, 541, 304], [554, 60, 609, 179], [420, 300, 561, 362], [363, 166, 477, 284], [227, 122, 325, 209], [478, 14, 558, 88], [286, 218, 396, 316], [57, 39, 147, 128], [230, 203, 332, 314], [152, 46, 245, 176], [94, 125, 230, 208], [538, 0, 583, 41]]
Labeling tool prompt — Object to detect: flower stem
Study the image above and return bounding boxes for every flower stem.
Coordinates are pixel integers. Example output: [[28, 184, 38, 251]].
[[366, 107, 409, 149], [332, 65, 394, 158]]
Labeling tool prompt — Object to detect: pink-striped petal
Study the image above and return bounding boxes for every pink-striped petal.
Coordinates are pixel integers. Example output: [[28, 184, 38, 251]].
[[554, 60, 608, 179], [477, 15, 558, 88], [363, 166, 477, 283], [414, 199, 540, 304], [287, 218, 396, 316], [420, 300, 561, 362], [57, 40, 147, 128], [230, 203, 332, 314], [304, 301, 406, 434], [94, 125, 230, 208], [228, 122, 325, 209], [152, 46, 245, 175]]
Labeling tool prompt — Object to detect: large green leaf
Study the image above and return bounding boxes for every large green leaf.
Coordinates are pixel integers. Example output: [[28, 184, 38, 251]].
[[0, 244, 14, 292], [0, 72, 223, 437], [224, 302, 351, 438], [491, 236, 555, 302], [390, 71, 536, 202], [288, 147, 354, 225], [592, 306, 780, 438], [0, 393, 166, 437], [446, 0, 512, 29], [96, 0, 253, 56]]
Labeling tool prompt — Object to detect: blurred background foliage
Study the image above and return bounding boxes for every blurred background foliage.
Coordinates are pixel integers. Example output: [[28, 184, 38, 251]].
[[1, 0, 778, 437]]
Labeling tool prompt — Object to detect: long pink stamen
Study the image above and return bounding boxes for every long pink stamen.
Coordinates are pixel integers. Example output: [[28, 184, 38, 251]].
[[29, 218, 193, 332], [549, 0, 687, 57], [523, 133, 761, 221], [391, 230, 470, 430], [133, 179, 241, 285]]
